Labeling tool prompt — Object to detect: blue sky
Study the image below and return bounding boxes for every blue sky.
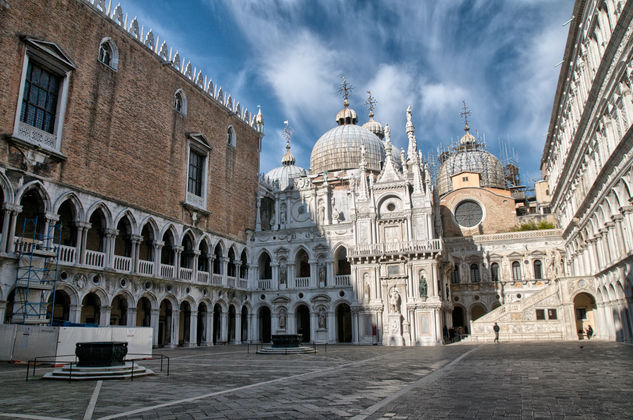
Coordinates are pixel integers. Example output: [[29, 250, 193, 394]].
[[120, 0, 573, 185]]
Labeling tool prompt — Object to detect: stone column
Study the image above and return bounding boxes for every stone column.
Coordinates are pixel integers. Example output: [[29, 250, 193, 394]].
[[5, 204, 21, 253], [0, 302, 5, 324], [192, 250, 201, 282], [131, 234, 143, 274], [0, 205, 16, 253], [309, 259, 318, 288], [310, 310, 317, 343], [75, 222, 90, 265], [43, 213, 59, 248], [327, 310, 336, 343], [235, 312, 242, 344], [174, 245, 184, 279], [611, 215, 627, 258], [153, 241, 164, 277], [326, 259, 334, 287], [189, 310, 198, 347], [151, 309, 160, 347], [69, 304, 82, 324], [248, 312, 256, 343], [170, 309, 180, 348], [205, 310, 214, 346], [220, 311, 228, 343], [101, 305, 111, 327], [271, 263, 279, 290], [127, 307, 137, 327], [104, 228, 118, 269], [352, 309, 359, 344], [221, 257, 228, 286], [255, 196, 262, 231]]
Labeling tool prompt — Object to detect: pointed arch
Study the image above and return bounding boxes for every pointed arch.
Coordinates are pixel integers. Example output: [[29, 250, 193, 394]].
[[53, 192, 84, 221], [139, 216, 159, 238], [85, 202, 113, 228], [0, 171, 14, 204], [16, 181, 51, 211], [113, 209, 138, 234]]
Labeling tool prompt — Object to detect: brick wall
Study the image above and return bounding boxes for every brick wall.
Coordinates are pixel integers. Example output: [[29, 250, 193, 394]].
[[0, 0, 260, 241]]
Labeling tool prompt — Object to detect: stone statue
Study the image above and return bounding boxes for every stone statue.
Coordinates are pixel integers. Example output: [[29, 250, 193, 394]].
[[318, 308, 326, 329], [279, 310, 286, 329], [319, 263, 326, 286], [384, 123, 391, 142], [389, 288, 401, 313], [419, 275, 427, 299], [280, 203, 287, 224], [280, 265, 287, 285]]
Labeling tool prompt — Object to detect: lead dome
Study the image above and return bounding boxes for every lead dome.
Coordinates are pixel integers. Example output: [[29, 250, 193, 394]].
[[437, 125, 507, 196], [310, 100, 385, 174], [265, 140, 305, 190]]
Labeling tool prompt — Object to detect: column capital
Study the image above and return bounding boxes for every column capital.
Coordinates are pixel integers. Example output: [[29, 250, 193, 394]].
[[76, 221, 91, 229], [153, 240, 165, 248], [131, 234, 144, 243], [105, 228, 119, 237], [2, 203, 21, 212]]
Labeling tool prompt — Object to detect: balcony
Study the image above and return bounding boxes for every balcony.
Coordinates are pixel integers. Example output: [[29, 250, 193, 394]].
[[138, 260, 154, 276], [258, 279, 271, 289], [160, 264, 175, 278], [238, 279, 248, 289], [58, 245, 76, 264], [295, 277, 310, 288], [335, 275, 351, 287], [85, 250, 105, 268], [113, 255, 132, 272], [349, 239, 443, 258], [212, 274, 223, 285], [180, 267, 193, 281], [227, 276, 236, 287], [197, 271, 209, 283]]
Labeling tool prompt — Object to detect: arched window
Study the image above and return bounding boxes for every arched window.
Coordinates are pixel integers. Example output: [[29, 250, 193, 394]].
[[98, 38, 118, 70], [491, 262, 500, 282], [451, 266, 460, 284], [227, 125, 236, 147], [174, 89, 187, 115], [512, 261, 522, 281], [335, 247, 351, 275], [470, 264, 480, 283], [533, 259, 542, 279]]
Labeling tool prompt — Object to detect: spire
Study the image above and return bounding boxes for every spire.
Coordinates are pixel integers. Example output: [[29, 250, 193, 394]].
[[255, 105, 264, 134], [384, 123, 391, 142], [338, 75, 353, 107], [365, 90, 377, 119], [358, 145, 369, 200], [460, 100, 471, 133], [281, 120, 295, 166], [336, 76, 357, 125], [406, 106, 418, 161], [459, 101, 476, 146]]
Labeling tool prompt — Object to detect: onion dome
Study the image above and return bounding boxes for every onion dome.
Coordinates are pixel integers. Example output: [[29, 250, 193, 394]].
[[362, 110, 384, 139], [437, 125, 507, 196], [311, 100, 385, 174], [265, 140, 305, 190]]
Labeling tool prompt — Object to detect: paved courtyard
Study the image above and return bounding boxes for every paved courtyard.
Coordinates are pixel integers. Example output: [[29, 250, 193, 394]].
[[0, 342, 631, 419]]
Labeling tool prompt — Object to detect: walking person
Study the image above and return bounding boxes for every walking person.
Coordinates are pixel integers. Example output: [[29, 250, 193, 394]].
[[586, 325, 593, 340], [493, 322, 500, 343]]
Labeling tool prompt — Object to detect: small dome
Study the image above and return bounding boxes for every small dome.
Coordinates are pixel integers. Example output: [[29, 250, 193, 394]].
[[265, 140, 305, 190], [335, 100, 358, 125], [437, 127, 506, 196], [362, 112, 384, 139]]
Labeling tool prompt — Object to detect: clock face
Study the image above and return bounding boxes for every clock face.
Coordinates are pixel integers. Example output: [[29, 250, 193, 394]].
[[454, 200, 483, 227]]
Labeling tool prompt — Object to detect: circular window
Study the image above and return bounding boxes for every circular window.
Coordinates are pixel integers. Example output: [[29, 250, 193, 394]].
[[145, 281, 152, 290], [474, 295, 480, 300], [260, 294, 266, 300], [454, 200, 483, 227], [120, 278, 127, 288], [298, 292, 304, 299], [60, 271, 68, 281], [387, 203, 396, 211], [185, 287, 191, 294], [454, 296, 459, 302], [92, 275, 101, 284], [166, 285, 172, 292], [339, 290, 345, 297]]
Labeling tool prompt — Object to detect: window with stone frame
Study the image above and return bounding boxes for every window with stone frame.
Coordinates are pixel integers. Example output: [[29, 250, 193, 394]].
[[13, 38, 75, 152], [184, 133, 211, 210], [451, 266, 460, 284], [533, 259, 543, 279], [511, 261, 522, 281], [491, 262, 500, 282], [97, 38, 118, 70], [174, 89, 187, 115], [470, 263, 480, 283]]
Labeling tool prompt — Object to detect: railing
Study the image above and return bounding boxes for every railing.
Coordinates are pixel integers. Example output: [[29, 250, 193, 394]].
[[85, 250, 105, 268], [180, 267, 193, 281], [15, 238, 39, 254], [349, 239, 443, 257], [258, 279, 271, 289], [138, 260, 154, 275], [58, 245, 76, 264], [238, 279, 248, 289], [335, 275, 351, 287], [161, 264, 174, 278], [227, 276, 236, 287], [197, 271, 209, 283], [212, 274, 223, 285], [295, 277, 310, 288], [114, 255, 132, 272]]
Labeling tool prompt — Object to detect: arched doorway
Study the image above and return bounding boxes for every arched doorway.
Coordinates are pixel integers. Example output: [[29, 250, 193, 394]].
[[136, 297, 151, 327], [110, 295, 128, 326], [197, 303, 207, 346], [296, 304, 310, 342], [241, 306, 248, 342], [452, 306, 465, 328], [258, 306, 271, 343], [48, 290, 70, 325], [80, 293, 101, 325], [471, 304, 487, 321], [158, 300, 172, 347], [213, 304, 222, 344], [179, 301, 191, 345], [336, 304, 352, 343], [228, 305, 236, 343], [574, 292, 596, 339]]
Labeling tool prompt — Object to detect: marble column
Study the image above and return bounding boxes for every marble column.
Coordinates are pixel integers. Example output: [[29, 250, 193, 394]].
[[170, 309, 180, 347], [235, 312, 242, 344], [189, 310, 198, 347], [151, 308, 160, 347]]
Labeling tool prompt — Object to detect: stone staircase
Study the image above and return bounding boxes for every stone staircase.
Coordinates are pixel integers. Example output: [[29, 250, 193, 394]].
[[463, 281, 566, 343]]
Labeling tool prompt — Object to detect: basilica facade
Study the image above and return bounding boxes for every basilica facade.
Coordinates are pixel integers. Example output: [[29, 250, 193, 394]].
[[0, 0, 631, 349]]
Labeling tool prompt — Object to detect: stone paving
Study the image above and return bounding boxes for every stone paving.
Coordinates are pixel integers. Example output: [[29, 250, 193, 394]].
[[0, 342, 631, 419]]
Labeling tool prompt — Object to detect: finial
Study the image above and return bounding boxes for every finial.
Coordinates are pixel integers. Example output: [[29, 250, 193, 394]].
[[384, 123, 391, 142], [365, 90, 377, 118], [338, 75, 353, 107], [460, 100, 471, 132], [282, 120, 293, 143]]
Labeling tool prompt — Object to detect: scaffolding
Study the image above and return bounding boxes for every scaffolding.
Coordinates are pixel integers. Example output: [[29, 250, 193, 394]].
[[12, 217, 61, 325]]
